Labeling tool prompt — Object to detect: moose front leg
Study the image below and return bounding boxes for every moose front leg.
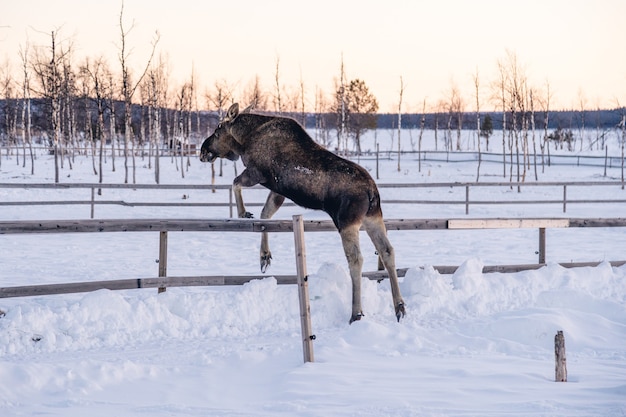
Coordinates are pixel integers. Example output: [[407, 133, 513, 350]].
[[232, 169, 264, 218], [259, 191, 285, 272], [232, 183, 253, 218]]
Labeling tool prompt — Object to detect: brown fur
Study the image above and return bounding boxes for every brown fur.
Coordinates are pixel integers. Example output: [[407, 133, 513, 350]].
[[200, 103, 405, 323]]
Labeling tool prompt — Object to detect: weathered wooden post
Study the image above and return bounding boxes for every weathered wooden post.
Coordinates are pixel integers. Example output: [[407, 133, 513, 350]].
[[292, 215, 315, 363], [538, 227, 546, 264], [158, 231, 168, 293], [90, 187, 95, 219], [555, 330, 567, 382]]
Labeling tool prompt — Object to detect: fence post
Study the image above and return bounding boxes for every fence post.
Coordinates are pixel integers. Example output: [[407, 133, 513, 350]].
[[90, 187, 95, 219], [538, 227, 546, 264], [158, 231, 168, 293], [465, 185, 470, 215], [555, 330, 567, 382], [292, 214, 315, 363], [229, 187, 233, 218], [563, 185, 567, 213]]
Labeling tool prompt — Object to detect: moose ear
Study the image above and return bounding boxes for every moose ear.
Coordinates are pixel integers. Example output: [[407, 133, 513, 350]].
[[225, 103, 239, 122], [241, 102, 255, 114]]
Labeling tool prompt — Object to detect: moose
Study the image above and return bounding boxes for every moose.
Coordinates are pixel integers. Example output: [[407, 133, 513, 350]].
[[200, 103, 405, 324]]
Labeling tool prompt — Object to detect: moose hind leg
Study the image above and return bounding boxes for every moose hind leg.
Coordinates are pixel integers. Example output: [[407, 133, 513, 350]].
[[259, 191, 285, 272], [363, 215, 406, 322], [339, 224, 364, 324]]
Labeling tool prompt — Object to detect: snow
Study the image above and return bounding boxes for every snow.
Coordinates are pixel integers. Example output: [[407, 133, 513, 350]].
[[1, 130, 626, 416]]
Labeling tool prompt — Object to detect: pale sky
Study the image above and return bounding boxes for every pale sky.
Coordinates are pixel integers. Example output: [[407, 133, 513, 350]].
[[2, 0, 625, 112]]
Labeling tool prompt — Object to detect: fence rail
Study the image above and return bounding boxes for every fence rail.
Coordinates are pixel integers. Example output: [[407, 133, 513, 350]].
[[1, 180, 625, 217]]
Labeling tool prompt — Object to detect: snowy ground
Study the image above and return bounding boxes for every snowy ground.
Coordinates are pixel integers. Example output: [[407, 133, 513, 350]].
[[1, 130, 625, 416]]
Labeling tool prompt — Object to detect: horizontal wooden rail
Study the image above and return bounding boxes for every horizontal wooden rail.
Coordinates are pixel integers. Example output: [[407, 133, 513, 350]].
[[2, 260, 625, 299], [2, 217, 626, 235], [1, 181, 625, 218]]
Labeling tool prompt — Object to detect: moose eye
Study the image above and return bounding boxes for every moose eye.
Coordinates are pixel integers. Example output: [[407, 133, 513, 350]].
[[217, 123, 222, 129]]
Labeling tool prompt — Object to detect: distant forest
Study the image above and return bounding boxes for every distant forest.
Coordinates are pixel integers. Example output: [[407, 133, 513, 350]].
[[372, 109, 625, 131], [1, 98, 624, 143]]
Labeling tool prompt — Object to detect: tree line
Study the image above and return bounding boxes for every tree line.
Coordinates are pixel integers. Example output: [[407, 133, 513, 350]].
[[0, 6, 624, 185]]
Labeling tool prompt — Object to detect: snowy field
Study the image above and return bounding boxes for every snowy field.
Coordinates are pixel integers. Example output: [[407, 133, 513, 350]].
[[1, 130, 625, 416]]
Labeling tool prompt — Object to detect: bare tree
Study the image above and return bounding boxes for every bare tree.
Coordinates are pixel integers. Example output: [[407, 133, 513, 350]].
[[539, 80, 552, 173], [313, 85, 331, 148], [19, 42, 34, 174], [444, 80, 463, 151], [78, 60, 97, 175], [0, 58, 17, 169], [107, 72, 117, 173], [397, 76, 404, 171], [206, 78, 234, 181], [529, 88, 538, 180], [80, 56, 112, 188], [59, 46, 77, 170], [242, 75, 267, 111], [299, 68, 306, 126], [473, 69, 482, 181], [577, 88, 587, 151], [417, 98, 426, 173], [337, 55, 347, 153], [273, 54, 283, 113], [493, 59, 509, 178], [207, 79, 233, 117], [30, 29, 70, 183], [117, 1, 160, 183], [142, 55, 169, 184]]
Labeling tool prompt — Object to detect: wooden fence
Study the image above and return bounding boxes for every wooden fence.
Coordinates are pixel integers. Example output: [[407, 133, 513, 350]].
[[1, 180, 625, 217], [2, 216, 625, 363], [2, 216, 625, 299]]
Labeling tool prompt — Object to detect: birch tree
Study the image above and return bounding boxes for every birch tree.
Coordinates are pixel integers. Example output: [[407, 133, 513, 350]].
[[397, 76, 404, 172], [417, 98, 426, 173], [206, 78, 234, 180], [273, 54, 283, 113], [30, 30, 67, 183], [17, 43, 35, 174], [337, 56, 347, 153], [473, 69, 482, 181], [242, 75, 267, 111], [80, 56, 112, 187], [1, 59, 18, 167], [117, 1, 159, 183]]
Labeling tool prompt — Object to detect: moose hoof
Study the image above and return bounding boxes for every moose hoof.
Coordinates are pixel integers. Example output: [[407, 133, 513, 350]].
[[395, 302, 406, 322], [349, 312, 364, 324], [239, 211, 254, 219], [260, 253, 272, 273]]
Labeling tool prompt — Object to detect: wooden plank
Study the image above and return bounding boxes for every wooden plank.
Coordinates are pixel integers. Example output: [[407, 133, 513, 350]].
[[0, 275, 296, 298], [292, 215, 315, 363], [569, 218, 626, 227], [364, 260, 626, 279], [448, 218, 570, 229], [0, 219, 259, 234], [1, 260, 626, 299], [2, 217, 626, 235]]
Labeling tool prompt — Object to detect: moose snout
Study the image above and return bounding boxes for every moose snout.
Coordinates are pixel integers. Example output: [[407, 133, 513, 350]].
[[199, 149, 215, 163], [199, 139, 216, 163]]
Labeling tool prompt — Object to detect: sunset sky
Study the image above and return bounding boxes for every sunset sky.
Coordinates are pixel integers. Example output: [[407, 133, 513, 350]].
[[2, 0, 625, 112]]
